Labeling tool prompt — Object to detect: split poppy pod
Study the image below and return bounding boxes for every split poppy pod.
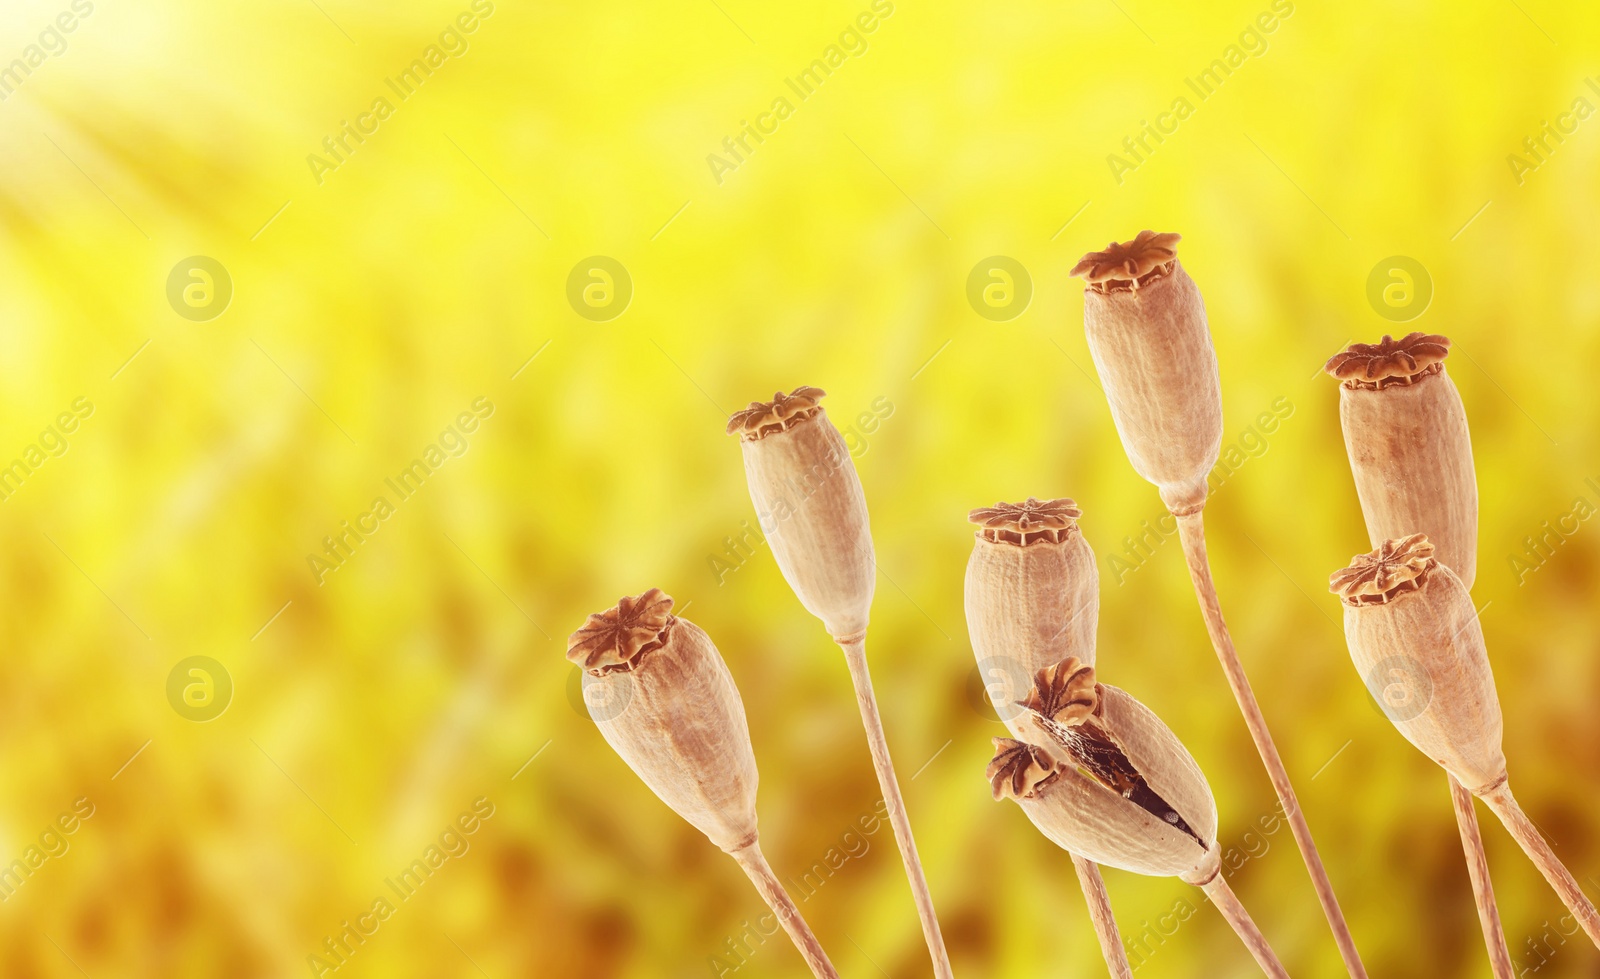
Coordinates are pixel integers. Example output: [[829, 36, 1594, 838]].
[[1326, 333, 1478, 588], [988, 658, 1287, 978]]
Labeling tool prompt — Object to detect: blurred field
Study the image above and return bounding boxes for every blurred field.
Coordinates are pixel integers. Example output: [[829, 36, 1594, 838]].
[[1, 0, 1599, 976]]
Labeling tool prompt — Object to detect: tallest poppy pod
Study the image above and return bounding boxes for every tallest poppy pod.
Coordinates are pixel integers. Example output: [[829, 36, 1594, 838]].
[[1071, 231, 1221, 515]]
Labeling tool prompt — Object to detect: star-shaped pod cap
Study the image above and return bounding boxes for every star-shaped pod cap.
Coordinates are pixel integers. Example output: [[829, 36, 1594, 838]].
[[1325, 333, 1451, 388], [725, 385, 827, 441], [1330, 534, 1437, 606], [968, 497, 1082, 546], [1070, 231, 1182, 293], [566, 588, 676, 673]]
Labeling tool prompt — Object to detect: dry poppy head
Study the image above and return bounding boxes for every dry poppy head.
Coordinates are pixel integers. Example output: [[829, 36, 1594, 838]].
[[968, 497, 1083, 545], [1330, 534, 1437, 606], [986, 738, 1061, 801], [566, 588, 677, 674], [1324, 333, 1451, 390], [1017, 656, 1098, 727], [1070, 231, 1182, 293], [726, 385, 828, 441]]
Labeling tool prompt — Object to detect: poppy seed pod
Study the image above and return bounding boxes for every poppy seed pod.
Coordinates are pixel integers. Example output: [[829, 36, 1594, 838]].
[[989, 658, 1219, 883], [568, 589, 841, 978], [728, 387, 953, 977], [1072, 232, 1222, 515], [727, 386, 874, 641], [965, 497, 1099, 732], [567, 588, 760, 851], [1330, 535, 1505, 793], [1326, 333, 1478, 588]]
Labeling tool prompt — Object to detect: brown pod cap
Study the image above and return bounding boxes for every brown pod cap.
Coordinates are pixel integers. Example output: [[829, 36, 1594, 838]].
[[1072, 232, 1223, 515], [729, 387, 874, 640], [964, 498, 1099, 734], [567, 589, 760, 852], [988, 659, 1219, 882], [1330, 536, 1506, 793], [1325, 333, 1478, 588]]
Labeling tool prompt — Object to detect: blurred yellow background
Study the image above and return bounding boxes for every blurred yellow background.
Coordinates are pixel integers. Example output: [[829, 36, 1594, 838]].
[[1, 0, 1598, 975]]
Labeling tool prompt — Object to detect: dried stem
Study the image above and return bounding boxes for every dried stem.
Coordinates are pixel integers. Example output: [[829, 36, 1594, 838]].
[[1448, 774, 1514, 977], [1072, 854, 1133, 979], [1200, 874, 1290, 979], [730, 842, 841, 979], [1174, 510, 1367, 978], [838, 637, 954, 979], [1480, 780, 1600, 949]]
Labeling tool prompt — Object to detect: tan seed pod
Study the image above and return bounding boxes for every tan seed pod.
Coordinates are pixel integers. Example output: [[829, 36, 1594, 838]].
[[1071, 231, 1221, 515], [727, 386, 873, 641], [568, 589, 839, 978], [990, 659, 1218, 882], [1330, 534, 1504, 792], [568, 588, 760, 850], [1326, 333, 1478, 588], [1077, 232, 1367, 976], [728, 387, 952, 978], [989, 659, 1289, 976], [1331, 537, 1600, 949], [964, 497, 1099, 733]]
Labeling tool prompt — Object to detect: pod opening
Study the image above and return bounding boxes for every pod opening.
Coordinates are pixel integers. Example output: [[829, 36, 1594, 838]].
[[726, 385, 826, 441], [969, 497, 1082, 546], [567, 587, 677, 674], [1070, 230, 1181, 294], [1324, 333, 1451, 390]]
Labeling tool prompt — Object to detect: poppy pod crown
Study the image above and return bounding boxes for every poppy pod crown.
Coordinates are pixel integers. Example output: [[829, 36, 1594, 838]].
[[964, 498, 1099, 730], [567, 589, 761, 852], [1330, 537, 1506, 793], [728, 387, 875, 641], [1073, 232, 1222, 515], [1326, 333, 1478, 588]]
